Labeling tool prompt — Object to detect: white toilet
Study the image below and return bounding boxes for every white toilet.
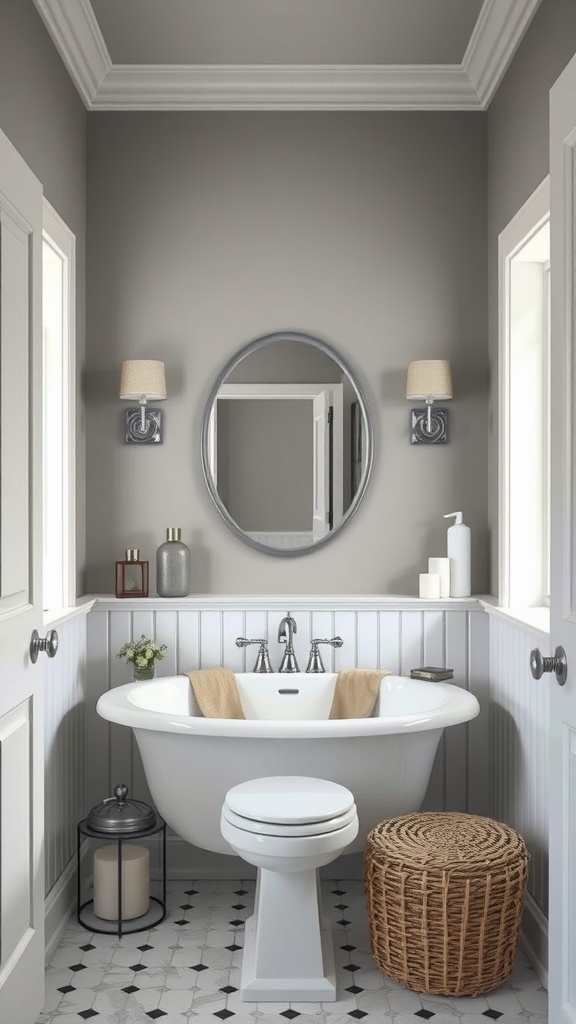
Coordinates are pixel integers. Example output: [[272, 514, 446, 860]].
[[220, 775, 359, 1002]]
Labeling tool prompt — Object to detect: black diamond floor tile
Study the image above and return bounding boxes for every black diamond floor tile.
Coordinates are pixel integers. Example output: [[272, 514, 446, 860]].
[[43, 880, 546, 1023], [229, 919, 244, 926]]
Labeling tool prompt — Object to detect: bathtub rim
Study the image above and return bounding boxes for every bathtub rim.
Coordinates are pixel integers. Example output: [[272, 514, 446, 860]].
[[96, 673, 480, 739]]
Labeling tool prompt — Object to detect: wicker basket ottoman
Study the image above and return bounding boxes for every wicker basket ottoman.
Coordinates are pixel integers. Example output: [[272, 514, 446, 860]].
[[364, 812, 529, 996]]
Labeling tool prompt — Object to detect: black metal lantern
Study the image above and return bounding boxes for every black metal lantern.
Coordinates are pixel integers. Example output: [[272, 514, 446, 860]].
[[77, 784, 166, 938]]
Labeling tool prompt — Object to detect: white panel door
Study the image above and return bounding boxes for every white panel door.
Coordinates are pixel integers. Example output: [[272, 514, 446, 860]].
[[549, 50, 576, 1023], [0, 128, 45, 1023]]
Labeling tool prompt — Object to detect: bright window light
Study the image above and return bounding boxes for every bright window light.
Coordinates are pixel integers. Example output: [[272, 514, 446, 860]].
[[499, 179, 550, 608], [42, 201, 75, 613]]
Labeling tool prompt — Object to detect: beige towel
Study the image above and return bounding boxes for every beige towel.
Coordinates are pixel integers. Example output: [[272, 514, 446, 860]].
[[329, 668, 390, 720], [187, 668, 245, 719]]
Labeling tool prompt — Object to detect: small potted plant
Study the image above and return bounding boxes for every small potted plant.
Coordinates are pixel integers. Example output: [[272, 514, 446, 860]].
[[117, 634, 167, 681]]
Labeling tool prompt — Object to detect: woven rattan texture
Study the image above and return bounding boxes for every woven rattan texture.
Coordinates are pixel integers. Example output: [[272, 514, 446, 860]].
[[364, 812, 529, 997]]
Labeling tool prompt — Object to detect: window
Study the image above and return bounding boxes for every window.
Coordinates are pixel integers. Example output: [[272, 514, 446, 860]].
[[42, 201, 75, 613], [499, 178, 550, 608]]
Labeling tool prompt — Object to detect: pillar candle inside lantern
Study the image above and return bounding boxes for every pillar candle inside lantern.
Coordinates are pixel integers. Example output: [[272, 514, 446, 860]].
[[93, 844, 150, 920]]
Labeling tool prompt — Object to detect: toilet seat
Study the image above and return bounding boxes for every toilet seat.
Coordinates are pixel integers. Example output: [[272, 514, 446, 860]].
[[223, 776, 355, 830], [221, 802, 358, 837]]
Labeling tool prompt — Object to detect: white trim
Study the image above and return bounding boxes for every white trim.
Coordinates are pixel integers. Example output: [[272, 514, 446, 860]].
[[42, 198, 77, 612], [463, 0, 543, 109], [480, 597, 550, 641], [91, 63, 477, 111], [497, 176, 550, 606], [44, 850, 85, 965], [91, 594, 483, 613], [33, 0, 541, 111], [33, 0, 110, 107], [520, 891, 549, 989]]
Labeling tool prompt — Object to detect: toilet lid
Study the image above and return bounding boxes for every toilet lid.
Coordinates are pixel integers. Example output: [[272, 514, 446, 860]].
[[223, 776, 355, 826], [221, 802, 358, 837]]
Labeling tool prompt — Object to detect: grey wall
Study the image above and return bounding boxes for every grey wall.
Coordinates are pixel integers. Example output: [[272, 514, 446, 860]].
[[486, 0, 576, 593], [86, 111, 488, 595], [0, 0, 87, 594]]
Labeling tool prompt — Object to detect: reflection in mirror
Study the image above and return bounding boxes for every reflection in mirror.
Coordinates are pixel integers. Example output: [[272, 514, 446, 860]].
[[201, 331, 373, 556]]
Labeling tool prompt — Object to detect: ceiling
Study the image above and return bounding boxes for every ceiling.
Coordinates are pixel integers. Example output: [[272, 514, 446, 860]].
[[33, 0, 543, 111]]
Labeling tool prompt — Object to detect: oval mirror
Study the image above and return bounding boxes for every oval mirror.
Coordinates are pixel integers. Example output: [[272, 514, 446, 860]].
[[201, 330, 374, 556]]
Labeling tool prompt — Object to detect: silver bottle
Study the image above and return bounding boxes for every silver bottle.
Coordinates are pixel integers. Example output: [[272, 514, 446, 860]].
[[156, 527, 190, 597]]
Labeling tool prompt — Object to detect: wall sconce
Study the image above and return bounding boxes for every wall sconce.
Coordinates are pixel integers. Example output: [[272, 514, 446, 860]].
[[406, 359, 453, 444], [120, 360, 167, 444]]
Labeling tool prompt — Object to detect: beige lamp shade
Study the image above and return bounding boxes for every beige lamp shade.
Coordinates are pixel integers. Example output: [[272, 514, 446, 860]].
[[406, 360, 453, 401], [120, 360, 167, 401]]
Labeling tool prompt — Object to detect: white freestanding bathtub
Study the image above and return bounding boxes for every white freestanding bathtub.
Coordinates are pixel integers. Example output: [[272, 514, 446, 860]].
[[96, 672, 480, 855]]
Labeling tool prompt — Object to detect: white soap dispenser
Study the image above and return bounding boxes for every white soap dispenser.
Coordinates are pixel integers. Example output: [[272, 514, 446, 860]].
[[444, 512, 471, 597]]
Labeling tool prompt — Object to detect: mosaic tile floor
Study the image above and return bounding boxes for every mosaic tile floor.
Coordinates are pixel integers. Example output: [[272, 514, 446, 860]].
[[37, 879, 548, 1023]]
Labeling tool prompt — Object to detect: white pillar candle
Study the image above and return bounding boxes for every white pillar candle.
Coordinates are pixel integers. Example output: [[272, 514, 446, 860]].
[[419, 572, 441, 599], [93, 844, 150, 921], [428, 557, 451, 598]]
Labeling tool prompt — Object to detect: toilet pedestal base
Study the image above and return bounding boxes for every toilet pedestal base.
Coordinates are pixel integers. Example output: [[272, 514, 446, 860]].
[[240, 867, 336, 1002]]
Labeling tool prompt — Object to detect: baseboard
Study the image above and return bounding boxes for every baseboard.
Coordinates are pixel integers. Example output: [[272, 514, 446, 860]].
[[44, 853, 81, 964], [520, 891, 548, 989]]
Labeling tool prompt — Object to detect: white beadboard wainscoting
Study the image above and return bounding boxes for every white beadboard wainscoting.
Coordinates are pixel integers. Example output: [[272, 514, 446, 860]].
[[487, 607, 550, 984], [43, 605, 90, 960], [42, 595, 550, 980], [86, 596, 490, 879]]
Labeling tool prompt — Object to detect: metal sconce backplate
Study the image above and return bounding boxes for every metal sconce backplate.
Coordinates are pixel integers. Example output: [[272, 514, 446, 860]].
[[125, 408, 163, 444], [410, 408, 448, 444]]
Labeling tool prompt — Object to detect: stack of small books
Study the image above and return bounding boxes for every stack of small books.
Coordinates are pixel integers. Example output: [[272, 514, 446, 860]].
[[410, 666, 454, 682]]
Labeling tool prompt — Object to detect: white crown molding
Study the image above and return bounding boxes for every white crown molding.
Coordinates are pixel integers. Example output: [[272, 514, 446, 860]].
[[34, 0, 542, 111], [464, 0, 543, 108], [33, 0, 110, 106], [94, 64, 478, 111]]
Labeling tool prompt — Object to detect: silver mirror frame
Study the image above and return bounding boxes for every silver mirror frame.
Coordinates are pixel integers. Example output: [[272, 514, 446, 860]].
[[200, 330, 374, 557]]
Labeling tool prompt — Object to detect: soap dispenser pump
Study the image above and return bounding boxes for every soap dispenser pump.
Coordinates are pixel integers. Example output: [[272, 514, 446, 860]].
[[444, 512, 471, 597]]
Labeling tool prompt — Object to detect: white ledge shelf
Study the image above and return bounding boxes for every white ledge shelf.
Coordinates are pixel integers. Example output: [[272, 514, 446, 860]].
[[91, 594, 484, 613]]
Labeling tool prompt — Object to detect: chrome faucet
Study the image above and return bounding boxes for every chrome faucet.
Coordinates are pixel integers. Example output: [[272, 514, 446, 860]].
[[278, 612, 299, 672], [306, 637, 344, 673], [235, 637, 273, 673]]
